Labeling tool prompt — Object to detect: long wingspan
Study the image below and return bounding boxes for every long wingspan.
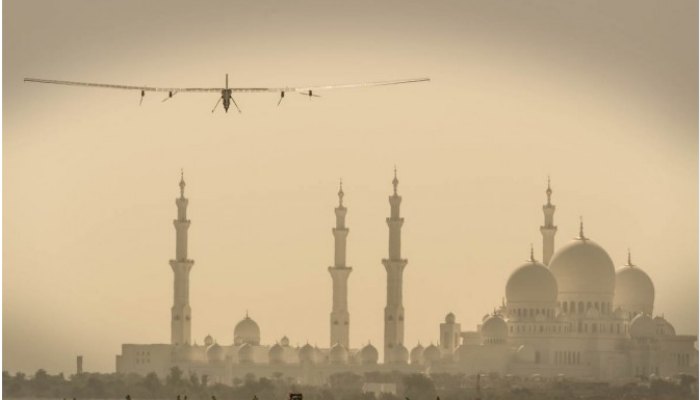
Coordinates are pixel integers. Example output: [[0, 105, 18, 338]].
[[23, 78, 220, 93], [24, 77, 430, 93], [230, 77, 431, 93]]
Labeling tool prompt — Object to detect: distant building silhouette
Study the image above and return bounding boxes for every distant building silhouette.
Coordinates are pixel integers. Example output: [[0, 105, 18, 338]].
[[382, 168, 408, 364], [116, 172, 697, 384], [329, 179, 351, 349], [76, 355, 83, 375]]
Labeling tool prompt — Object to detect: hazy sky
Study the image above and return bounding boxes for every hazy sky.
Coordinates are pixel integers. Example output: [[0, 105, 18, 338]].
[[4, 0, 697, 375]]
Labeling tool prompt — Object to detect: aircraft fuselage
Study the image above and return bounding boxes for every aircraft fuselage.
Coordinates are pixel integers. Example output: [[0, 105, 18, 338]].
[[221, 89, 232, 112]]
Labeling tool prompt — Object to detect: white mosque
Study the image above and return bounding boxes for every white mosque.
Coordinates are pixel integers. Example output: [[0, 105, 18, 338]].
[[116, 172, 697, 385]]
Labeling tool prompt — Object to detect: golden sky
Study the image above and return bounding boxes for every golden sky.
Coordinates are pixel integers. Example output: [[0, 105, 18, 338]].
[[4, 0, 698, 374]]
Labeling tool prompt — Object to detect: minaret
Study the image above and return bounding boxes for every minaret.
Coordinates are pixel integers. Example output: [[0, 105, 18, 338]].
[[328, 180, 352, 348], [540, 176, 557, 265], [170, 170, 194, 346], [382, 168, 408, 363]]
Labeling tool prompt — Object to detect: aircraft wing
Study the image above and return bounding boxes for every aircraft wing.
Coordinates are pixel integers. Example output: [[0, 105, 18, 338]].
[[230, 77, 431, 93], [24, 77, 430, 93], [23, 78, 221, 93]]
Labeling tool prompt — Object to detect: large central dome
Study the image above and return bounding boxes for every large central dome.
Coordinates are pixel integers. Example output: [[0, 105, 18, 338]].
[[549, 236, 615, 296]]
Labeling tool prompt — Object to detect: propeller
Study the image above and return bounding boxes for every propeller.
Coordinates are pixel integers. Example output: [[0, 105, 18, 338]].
[[277, 91, 285, 106], [139, 90, 145, 106], [162, 91, 176, 102], [211, 96, 222, 113], [298, 90, 321, 98]]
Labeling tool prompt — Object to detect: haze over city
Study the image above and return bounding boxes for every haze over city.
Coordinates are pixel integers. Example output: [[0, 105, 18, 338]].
[[4, 0, 697, 377]]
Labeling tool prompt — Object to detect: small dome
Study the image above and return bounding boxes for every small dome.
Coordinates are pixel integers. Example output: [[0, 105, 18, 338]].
[[360, 343, 379, 365], [549, 238, 615, 296], [280, 336, 290, 347], [630, 313, 656, 338], [653, 316, 676, 336], [269, 343, 284, 364], [234, 314, 261, 346], [506, 260, 558, 304], [482, 315, 508, 344], [516, 345, 536, 363], [445, 312, 456, 324], [392, 344, 409, 364], [614, 263, 655, 315], [330, 343, 348, 364], [298, 343, 316, 364], [238, 343, 254, 363], [206, 343, 224, 363], [410, 344, 424, 365], [423, 344, 441, 364], [204, 334, 214, 347]]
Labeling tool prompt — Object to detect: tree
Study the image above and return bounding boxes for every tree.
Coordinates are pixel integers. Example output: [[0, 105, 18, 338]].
[[402, 374, 436, 400], [31, 369, 51, 395], [142, 372, 162, 397], [329, 372, 364, 399], [167, 366, 184, 386], [190, 372, 201, 389], [86, 375, 106, 398], [165, 366, 185, 397], [244, 373, 257, 384]]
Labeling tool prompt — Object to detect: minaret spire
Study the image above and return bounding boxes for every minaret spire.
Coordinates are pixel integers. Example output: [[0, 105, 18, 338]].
[[626, 248, 634, 267], [338, 179, 344, 206], [576, 216, 587, 240], [179, 168, 185, 198], [383, 168, 408, 363], [392, 166, 399, 195], [539, 176, 557, 264], [170, 171, 194, 346], [329, 180, 352, 348]]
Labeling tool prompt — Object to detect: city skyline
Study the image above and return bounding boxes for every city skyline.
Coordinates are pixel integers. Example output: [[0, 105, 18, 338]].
[[4, 0, 697, 376]]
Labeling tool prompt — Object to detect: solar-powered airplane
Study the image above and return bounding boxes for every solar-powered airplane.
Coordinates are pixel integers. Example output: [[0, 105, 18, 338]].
[[23, 74, 430, 113]]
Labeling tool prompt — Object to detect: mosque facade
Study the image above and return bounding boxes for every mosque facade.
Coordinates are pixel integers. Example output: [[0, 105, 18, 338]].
[[116, 173, 697, 385]]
